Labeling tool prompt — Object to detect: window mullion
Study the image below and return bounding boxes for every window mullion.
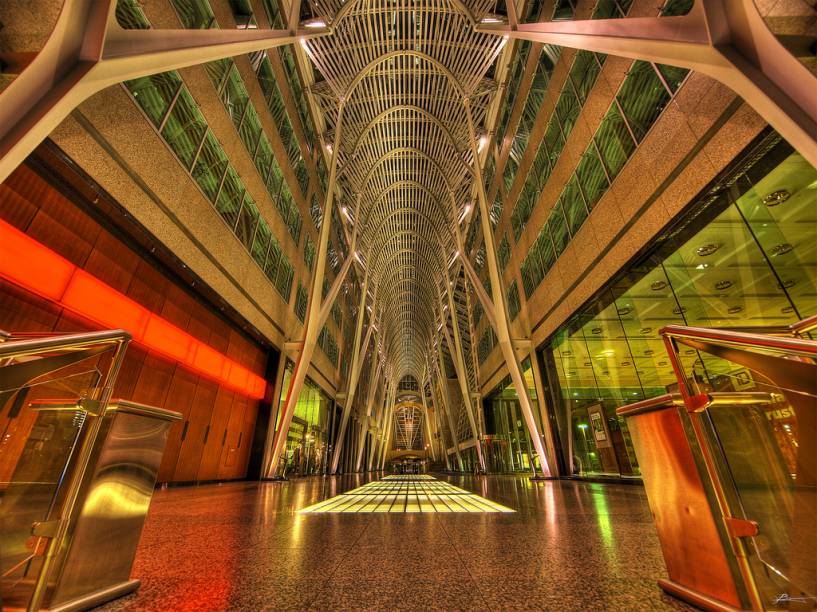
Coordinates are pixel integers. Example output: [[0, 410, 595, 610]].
[[233, 190, 247, 232], [158, 80, 185, 133], [214, 161, 230, 203], [612, 92, 639, 147], [189, 125, 209, 171]]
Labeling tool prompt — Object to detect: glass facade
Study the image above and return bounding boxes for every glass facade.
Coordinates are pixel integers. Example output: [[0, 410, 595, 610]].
[[483, 360, 544, 473], [542, 134, 817, 479], [125, 70, 295, 301], [274, 362, 335, 476], [520, 59, 689, 299]]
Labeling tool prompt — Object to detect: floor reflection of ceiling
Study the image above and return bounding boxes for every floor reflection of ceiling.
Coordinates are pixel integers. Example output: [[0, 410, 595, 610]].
[[298, 475, 514, 513]]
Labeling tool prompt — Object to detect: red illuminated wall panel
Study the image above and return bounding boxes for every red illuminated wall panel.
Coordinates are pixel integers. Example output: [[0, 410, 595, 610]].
[[0, 161, 269, 484]]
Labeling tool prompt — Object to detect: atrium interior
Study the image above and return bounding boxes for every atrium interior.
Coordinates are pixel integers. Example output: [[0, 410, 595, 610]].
[[0, 0, 815, 610]]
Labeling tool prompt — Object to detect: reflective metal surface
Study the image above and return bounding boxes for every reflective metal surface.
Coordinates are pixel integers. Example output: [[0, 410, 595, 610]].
[[45, 400, 181, 611], [0, 330, 130, 611], [663, 324, 817, 609], [622, 320, 817, 610], [617, 394, 742, 610]]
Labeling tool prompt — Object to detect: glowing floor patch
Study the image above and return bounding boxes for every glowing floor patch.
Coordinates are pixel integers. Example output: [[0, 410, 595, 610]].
[[298, 475, 514, 513]]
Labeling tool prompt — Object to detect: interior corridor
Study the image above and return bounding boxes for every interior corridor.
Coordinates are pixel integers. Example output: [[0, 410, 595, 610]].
[[100, 474, 689, 611], [1, 0, 816, 609]]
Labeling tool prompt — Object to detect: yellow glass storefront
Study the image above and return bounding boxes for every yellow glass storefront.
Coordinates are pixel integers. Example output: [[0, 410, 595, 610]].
[[274, 362, 335, 476], [542, 133, 816, 479]]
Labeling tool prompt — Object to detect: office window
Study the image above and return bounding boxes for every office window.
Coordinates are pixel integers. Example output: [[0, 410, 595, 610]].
[[507, 280, 521, 320], [295, 283, 309, 322], [575, 148, 610, 210], [162, 88, 208, 169], [616, 61, 671, 142]]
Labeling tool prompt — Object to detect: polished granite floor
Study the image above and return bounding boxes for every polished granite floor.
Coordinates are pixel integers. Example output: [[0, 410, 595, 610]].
[[101, 473, 692, 611]]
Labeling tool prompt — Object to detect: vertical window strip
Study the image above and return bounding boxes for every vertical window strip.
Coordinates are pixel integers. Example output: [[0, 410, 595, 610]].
[[497, 234, 511, 270], [507, 280, 521, 320], [115, 0, 150, 28], [304, 234, 316, 271], [478, 327, 499, 364], [518, 60, 687, 300], [660, 0, 694, 15], [169, 0, 306, 241], [318, 326, 340, 366], [509, 48, 606, 241], [504, 0, 628, 243], [124, 70, 294, 302], [295, 283, 309, 322]]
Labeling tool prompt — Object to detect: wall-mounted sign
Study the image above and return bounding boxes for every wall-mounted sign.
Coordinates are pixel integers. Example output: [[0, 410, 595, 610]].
[[587, 403, 612, 449]]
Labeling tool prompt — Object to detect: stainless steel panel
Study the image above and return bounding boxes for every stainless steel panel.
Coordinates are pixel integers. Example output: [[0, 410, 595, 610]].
[[45, 401, 180, 610]]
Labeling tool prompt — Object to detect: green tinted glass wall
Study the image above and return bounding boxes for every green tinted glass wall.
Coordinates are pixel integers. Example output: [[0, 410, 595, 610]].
[[520, 60, 687, 298], [125, 72, 294, 302], [542, 136, 817, 479]]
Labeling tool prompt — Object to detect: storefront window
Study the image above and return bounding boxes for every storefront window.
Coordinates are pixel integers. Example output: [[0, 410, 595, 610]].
[[274, 362, 334, 477], [483, 360, 544, 473], [543, 135, 817, 479]]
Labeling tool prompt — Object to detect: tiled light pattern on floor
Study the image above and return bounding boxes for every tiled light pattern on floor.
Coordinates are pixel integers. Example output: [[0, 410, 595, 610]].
[[298, 475, 515, 513]]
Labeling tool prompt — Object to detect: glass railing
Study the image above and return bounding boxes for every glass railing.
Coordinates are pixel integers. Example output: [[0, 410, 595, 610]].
[[0, 330, 130, 611], [661, 320, 816, 609]]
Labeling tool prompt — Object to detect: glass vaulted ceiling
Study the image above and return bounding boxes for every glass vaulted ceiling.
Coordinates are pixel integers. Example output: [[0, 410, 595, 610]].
[[303, 0, 504, 383]]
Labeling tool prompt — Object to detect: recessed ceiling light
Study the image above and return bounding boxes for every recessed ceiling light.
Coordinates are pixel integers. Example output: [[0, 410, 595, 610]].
[[650, 280, 667, 291], [715, 280, 733, 290], [696, 243, 720, 257], [727, 306, 743, 314], [770, 243, 793, 256], [762, 189, 790, 206]]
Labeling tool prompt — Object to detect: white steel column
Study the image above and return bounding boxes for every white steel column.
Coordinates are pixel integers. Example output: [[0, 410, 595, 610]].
[[329, 270, 371, 472], [463, 98, 551, 477], [419, 381, 437, 461], [379, 397, 394, 471], [268, 110, 344, 476], [261, 354, 289, 478], [478, 1, 817, 168], [355, 359, 383, 471], [368, 382, 388, 471], [434, 349, 464, 471], [374, 385, 394, 470], [440, 294, 485, 471], [528, 348, 560, 475], [426, 377, 450, 470]]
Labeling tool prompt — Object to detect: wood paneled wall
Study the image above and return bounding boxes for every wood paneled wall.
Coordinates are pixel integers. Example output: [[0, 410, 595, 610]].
[[0, 163, 269, 484]]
